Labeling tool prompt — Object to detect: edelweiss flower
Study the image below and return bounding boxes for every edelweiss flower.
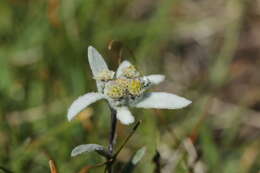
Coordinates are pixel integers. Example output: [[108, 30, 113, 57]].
[[67, 46, 192, 125]]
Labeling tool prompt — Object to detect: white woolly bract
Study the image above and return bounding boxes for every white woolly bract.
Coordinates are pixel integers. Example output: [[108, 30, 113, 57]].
[[133, 92, 192, 109], [67, 92, 104, 121], [116, 60, 132, 77], [116, 106, 135, 125], [145, 74, 165, 85], [88, 46, 109, 77]]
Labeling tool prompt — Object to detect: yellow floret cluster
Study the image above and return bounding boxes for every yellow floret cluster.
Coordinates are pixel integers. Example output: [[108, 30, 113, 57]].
[[94, 70, 114, 81], [105, 78, 143, 99], [128, 79, 142, 96], [122, 65, 140, 78], [105, 83, 125, 99], [116, 78, 129, 89]]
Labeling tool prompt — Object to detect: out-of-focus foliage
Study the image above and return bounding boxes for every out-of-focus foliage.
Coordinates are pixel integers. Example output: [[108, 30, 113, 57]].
[[0, 0, 260, 172]]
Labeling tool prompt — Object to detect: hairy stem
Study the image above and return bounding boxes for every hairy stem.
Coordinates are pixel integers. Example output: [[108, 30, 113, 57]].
[[108, 107, 117, 154], [107, 107, 117, 173]]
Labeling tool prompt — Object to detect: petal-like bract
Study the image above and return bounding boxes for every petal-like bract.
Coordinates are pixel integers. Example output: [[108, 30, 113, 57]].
[[67, 92, 105, 121], [116, 60, 132, 77], [144, 74, 165, 85], [116, 107, 135, 125], [133, 92, 191, 109], [88, 46, 109, 77]]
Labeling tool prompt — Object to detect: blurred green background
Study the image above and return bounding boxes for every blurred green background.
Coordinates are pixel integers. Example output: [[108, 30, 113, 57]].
[[0, 0, 260, 172]]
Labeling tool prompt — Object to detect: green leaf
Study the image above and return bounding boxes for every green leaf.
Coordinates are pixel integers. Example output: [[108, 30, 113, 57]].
[[132, 146, 146, 165], [71, 144, 111, 158]]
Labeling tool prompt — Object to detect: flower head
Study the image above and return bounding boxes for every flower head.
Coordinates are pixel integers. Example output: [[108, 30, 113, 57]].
[[94, 69, 115, 81], [121, 65, 140, 78], [128, 79, 143, 96], [104, 79, 127, 99], [67, 46, 192, 125]]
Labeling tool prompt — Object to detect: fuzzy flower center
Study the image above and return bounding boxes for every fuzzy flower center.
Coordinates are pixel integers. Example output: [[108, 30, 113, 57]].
[[104, 78, 144, 99], [128, 79, 142, 96], [105, 84, 125, 99], [104, 79, 127, 99], [122, 65, 140, 78], [94, 69, 115, 81]]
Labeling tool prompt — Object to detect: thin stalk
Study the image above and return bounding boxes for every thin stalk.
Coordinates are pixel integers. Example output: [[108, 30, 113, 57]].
[[106, 109, 141, 173], [107, 107, 117, 173], [108, 107, 117, 154], [114, 121, 141, 158]]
